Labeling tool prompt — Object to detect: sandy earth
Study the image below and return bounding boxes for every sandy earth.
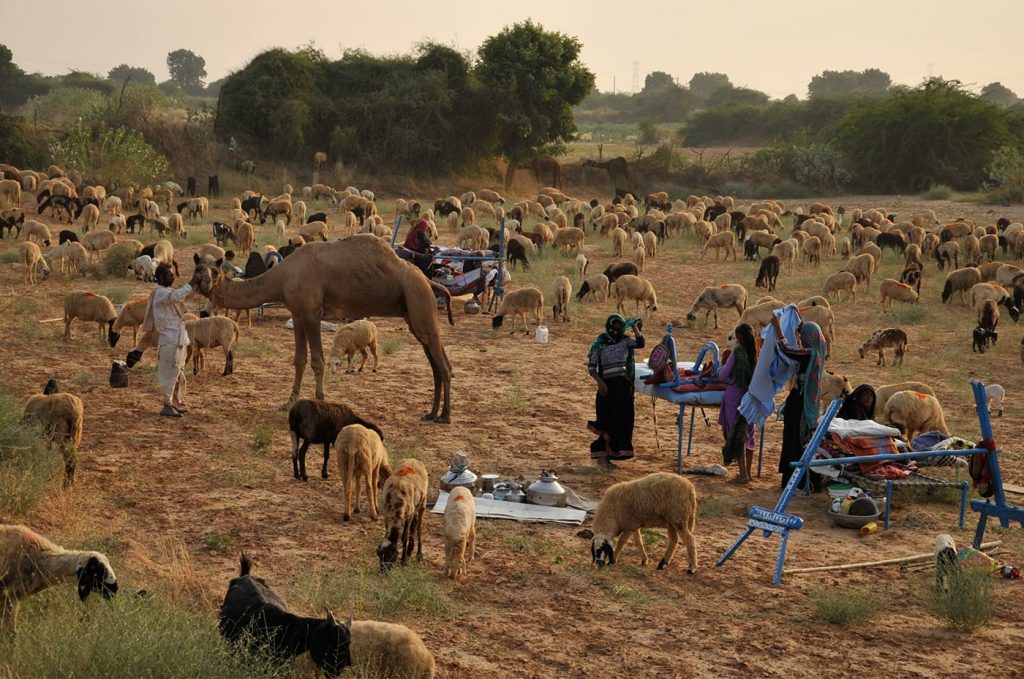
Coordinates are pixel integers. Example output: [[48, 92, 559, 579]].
[[2, 187, 1023, 678]]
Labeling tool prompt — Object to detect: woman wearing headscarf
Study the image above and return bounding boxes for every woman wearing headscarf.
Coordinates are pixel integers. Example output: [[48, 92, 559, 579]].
[[403, 218, 432, 254], [587, 314, 644, 468], [838, 384, 876, 420], [769, 317, 827, 488], [719, 323, 758, 484]]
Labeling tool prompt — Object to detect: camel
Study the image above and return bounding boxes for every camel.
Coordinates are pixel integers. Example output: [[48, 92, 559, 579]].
[[189, 235, 455, 422], [531, 157, 562, 189], [583, 156, 632, 187]]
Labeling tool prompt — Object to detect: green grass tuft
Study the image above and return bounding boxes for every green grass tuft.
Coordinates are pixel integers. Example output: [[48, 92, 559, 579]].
[[928, 568, 995, 632], [0, 392, 65, 516], [295, 565, 451, 620], [921, 184, 954, 201], [0, 249, 20, 264], [810, 587, 884, 627]]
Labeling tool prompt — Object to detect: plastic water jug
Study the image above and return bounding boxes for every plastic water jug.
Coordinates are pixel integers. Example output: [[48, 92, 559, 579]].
[[534, 325, 549, 343]]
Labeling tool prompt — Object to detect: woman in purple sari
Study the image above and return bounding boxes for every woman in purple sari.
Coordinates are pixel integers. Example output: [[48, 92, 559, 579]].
[[718, 323, 757, 483]]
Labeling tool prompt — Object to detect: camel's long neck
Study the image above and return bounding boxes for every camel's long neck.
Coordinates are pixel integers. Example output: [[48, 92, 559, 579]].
[[213, 269, 285, 309]]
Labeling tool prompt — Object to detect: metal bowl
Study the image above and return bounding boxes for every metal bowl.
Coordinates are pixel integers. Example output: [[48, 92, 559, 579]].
[[828, 509, 881, 529]]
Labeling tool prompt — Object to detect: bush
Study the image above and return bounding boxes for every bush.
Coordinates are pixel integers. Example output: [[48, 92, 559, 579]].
[[929, 568, 995, 632], [102, 243, 138, 279], [0, 392, 65, 516], [921, 184, 954, 200], [50, 120, 169, 188], [985, 145, 1024, 203], [0, 590, 290, 678], [810, 587, 883, 627]]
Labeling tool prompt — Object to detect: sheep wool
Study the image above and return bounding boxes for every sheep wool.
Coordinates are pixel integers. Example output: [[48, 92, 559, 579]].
[[443, 487, 476, 579], [328, 319, 380, 374], [336, 424, 392, 521]]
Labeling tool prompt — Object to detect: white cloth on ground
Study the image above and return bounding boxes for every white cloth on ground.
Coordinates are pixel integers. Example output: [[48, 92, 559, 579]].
[[739, 304, 801, 426]]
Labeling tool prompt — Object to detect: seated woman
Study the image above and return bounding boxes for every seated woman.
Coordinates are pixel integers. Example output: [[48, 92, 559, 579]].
[[838, 384, 876, 420]]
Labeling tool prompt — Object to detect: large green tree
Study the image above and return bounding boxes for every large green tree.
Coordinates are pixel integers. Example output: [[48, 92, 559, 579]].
[[476, 21, 594, 180], [981, 82, 1020, 107], [107, 64, 156, 86], [689, 72, 731, 99], [0, 44, 49, 109], [167, 49, 207, 94], [808, 68, 891, 99]]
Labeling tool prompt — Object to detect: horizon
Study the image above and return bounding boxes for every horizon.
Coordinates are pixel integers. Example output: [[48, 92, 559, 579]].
[[5, 0, 1024, 100]]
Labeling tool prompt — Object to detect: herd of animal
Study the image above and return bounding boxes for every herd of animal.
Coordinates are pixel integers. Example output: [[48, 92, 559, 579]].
[[1, 153, 1019, 675]]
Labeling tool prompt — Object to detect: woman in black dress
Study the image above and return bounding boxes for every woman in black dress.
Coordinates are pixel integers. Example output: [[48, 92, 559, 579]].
[[587, 314, 644, 468]]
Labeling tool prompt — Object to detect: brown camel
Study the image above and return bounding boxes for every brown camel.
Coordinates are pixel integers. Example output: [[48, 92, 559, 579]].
[[531, 157, 562, 189], [583, 156, 632, 187], [189, 235, 455, 422]]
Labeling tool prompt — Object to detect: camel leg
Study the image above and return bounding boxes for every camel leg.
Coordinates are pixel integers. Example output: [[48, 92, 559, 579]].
[[290, 317, 308, 402], [306, 318, 326, 400]]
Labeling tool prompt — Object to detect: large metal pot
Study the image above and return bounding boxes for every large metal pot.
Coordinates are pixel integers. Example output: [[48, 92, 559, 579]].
[[526, 470, 567, 507], [440, 451, 478, 493]]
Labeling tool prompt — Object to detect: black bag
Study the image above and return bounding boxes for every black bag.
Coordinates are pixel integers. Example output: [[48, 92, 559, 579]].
[[110, 361, 129, 388]]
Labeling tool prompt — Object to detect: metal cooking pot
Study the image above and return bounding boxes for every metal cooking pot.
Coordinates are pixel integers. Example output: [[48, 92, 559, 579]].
[[526, 470, 567, 507]]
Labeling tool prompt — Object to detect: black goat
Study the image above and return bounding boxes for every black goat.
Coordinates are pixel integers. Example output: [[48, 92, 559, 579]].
[[0, 214, 23, 238], [38, 194, 82, 223], [434, 199, 460, 217], [877, 232, 907, 255], [743, 239, 759, 261], [288, 399, 384, 481], [208, 175, 220, 198], [213, 221, 235, 246], [241, 196, 263, 220], [59, 229, 79, 244], [934, 246, 956, 271], [125, 214, 145, 234], [602, 262, 638, 284], [220, 554, 351, 676], [306, 212, 328, 224], [507, 239, 530, 271], [755, 256, 780, 291], [704, 204, 726, 221], [900, 265, 922, 295], [973, 326, 997, 353]]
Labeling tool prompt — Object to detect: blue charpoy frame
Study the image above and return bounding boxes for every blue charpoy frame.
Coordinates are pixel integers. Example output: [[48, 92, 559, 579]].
[[718, 380, 1024, 585]]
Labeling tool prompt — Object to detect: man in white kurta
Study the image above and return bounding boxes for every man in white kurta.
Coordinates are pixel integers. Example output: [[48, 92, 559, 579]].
[[142, 263, 193, 417]]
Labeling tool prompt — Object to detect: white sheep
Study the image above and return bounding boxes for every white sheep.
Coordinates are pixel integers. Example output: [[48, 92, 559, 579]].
[[349, 620, 436, 678], [443, 486, 476, 579], [46, 241, 86, 275], [336, 424, 392, 522], [23, 385, 84, 485], [612, 275, 657, 317], [328, 319, 380, 373], [21, 219, 51, 246], [19, 241, 49, 284], [883, 391, 949, 441], [575, 252, 588, 277], [986, 384, 1005, 417], [771, 239, 798, 274], [63, 291, 116, 341], [701, 231, 737, 261], [576, 274, 610, 303], [590, 472, 698, 573], [633, 245, 646, 273], [133, 255, 157, 282], [737, 299, 784, 333], [552, 276, 572, 322], [610, 227, 628, 257], [685, 284, 747, 329], [822, 271, 857, 302]]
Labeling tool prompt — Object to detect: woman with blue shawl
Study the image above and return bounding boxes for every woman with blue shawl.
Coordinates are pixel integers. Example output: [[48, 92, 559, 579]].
[[769, 317, 827, 488], [587, 314, 644, 468]]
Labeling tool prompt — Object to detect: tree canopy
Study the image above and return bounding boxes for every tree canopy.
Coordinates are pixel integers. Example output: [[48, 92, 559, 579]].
[[167, 49, 207, 94], [107, 64, 156, 86], [808, 69, 891, 99]]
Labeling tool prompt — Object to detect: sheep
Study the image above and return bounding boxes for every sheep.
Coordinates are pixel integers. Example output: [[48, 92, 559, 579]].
[[858, 328, 908, 366], [132, 254, 156, 282], [575, 253, 588, 277], [823, 271, 858, 302], [737, 299, 784, 333], [611, 275, 658, 317], [771, 239, 797, 274], [820, 370, 854, 406], [236, 220, 255, 252], [22, 383, 83, 486], [21, 219, 51, 246], [456, 225, 488, 251], [879, 278, 919, 312], [288, 399, 384, 482], [633, 245, 646, 273], [79, 203, 100, 232], [986, 384, 1005, 417], [19, 241, 49, 284], [218, 554, 351, 675], [701, 230, 737, 261], [109, 299, 149, 347], [377, 458, 428, 570], [642, 231, 657, 259], [553, 226, 585, 251], [575, 274, 610, 302], [935, 241, 960, 270], [979, 233, 999, 262], [63, 291, 116, 342], [478, 189, 505, 204], [336, 424, 392, 522], [856, 242, 883, 268], [685, 284, 747, 329], [0, 524, 118, 637], [327, 319, 380, 374], [492, 287, 544, 334], [883, 391, 949, 441], [81, 229, 117, 260], [45, 240, 86, 275], [755, 256, 780, 292], [610, 226, 628, 257], [552, 276, 572, 322], [589, 472, 697, 573], [184, 315, 239, 376], [347, 620, 436, 679], [443, 486, 476, 580], [843, 253, 876, 288], [800, 236, 822, 267], [299, 220, 328, 243], [942, 267, 983, 305]]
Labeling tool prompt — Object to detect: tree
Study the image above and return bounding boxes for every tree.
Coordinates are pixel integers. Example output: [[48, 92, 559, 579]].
[[643, 71, 675, 93], [689, 72, 731, 98], [808, 69, 892, 98], [981, 82, 1020, 107], [476, 20, 594, 181], [705, 85, 769, 108], [0, 44, 50, 109], [637, 120, 658, 144], [166, 49, 207, 94], [107, 64, 155, 86]]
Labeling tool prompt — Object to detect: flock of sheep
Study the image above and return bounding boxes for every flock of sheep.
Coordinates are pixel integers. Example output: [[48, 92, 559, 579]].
[[0, 151, 1019, 675]]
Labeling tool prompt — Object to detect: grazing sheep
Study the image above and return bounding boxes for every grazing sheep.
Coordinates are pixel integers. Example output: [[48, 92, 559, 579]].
[[109, 298, 149, 347], [21, 219, 51, 246], [553, 226, 585, 251], [336, 424, 392, 522], [602, 262, 638, 284], [288, 399, 384, 482], [299, 220, 328, 243], [685, 284, 747, 329], [858, 328, 908, 366], [986, 384, 1005, 417], [970, 282, 1020, 321], [701, 231, 737, 261], [942, 267, 983, 305], [219, 554, 351, 675], [633, 245, 646, 273], [879, 278, 919, 312], [456, 225, 488, 251], [611, 275, 658, 317], [377, 459, 428, 570], [590, 472, 697, 573], [506, 239, 530, 271], [800, 236, 822, 267], [478, 189, 504, 204], [979, 233, 999, 262], [575, 253, 588, 277], [132, 254, 157, 282], [843, 253, 876, 288], [552, 276, 572, 322], [755, 256, 780, 292], [22, 382, 83, 485], [610, 226, 628, 258], [443, 486, 476, 579], [935, 241, 960, 271], [575, 274, 610, 302], [327, 319, 380, 374], [63, 291, 116, 341], [737, 299, 784, 333], [46, 240, 86, 275], [0, 524, 118, 637], [823, 271, 857, 302], [184, 315, 239, 376], [19, 241, 49, 284], [492, 287, 544, 334], [771, 239, 797, 274], [236, 221, 255, 252], [81, 229, 117, 260], [348, 620, 436, 679], [79, 203, 100, 232], [883, 391, 949, 441]]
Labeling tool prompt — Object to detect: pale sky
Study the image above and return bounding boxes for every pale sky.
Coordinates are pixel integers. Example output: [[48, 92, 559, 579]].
[[4, 0, 1023, 99]]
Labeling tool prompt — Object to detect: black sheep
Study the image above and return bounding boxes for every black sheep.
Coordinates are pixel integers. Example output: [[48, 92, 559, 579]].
[[58, 229, 79, 244], [755, 256, 780, 292], [507, 239, 530, 271], [288, 399, 384, 481], [306, 212, 328, 224], [900, 265, 922, 295], [219, 554, 351, 676], [877, 232, 907, 255], [241, 195, 263, 220], [743, 239, 759, 261], [433, 199, 460, 217], [125, 214, 145, 234], [602, 262, 638, 284]]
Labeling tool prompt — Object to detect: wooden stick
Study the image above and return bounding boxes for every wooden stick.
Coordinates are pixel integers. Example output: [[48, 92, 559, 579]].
[[38, 317, 65, 324], [650, 395, 661, 452], [786, 541, 1002, 575]]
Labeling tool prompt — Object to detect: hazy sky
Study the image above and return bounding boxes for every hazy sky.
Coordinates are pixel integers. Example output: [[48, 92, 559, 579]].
[[5, 0, 1023, 98]]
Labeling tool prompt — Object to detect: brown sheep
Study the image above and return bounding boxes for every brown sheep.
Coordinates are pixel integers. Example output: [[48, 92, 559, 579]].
[[377, 458, 429, 570], [336, 424, 392, 522]]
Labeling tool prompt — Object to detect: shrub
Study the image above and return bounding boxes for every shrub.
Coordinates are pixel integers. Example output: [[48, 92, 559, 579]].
[[102, 244, 137, 279], [0, 392, 65, 516], [921, 184, 954, 200], [810, 587, 883, 627], [985, 145, 1024, 203], [928, 568, 995, 632]]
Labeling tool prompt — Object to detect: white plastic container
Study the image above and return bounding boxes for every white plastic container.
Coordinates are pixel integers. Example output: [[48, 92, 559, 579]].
[[534, 325, 549, 343]]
